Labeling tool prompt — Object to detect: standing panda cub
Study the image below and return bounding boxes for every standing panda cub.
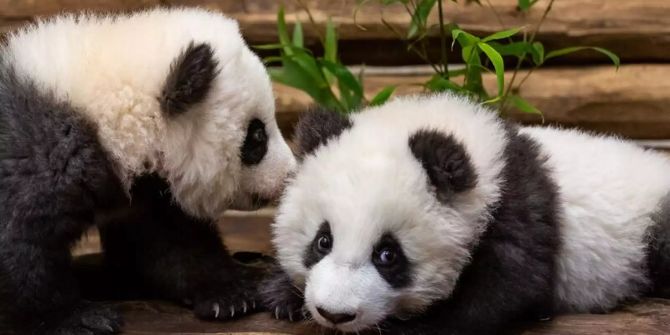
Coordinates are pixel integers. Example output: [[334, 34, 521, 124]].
[[262, 93, 670, 334], [0, 8, 295, 335]]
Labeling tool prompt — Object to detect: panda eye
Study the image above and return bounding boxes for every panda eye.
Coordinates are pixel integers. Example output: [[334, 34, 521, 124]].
[[316, 233, 332, 254], [373, 247, 398, 267], [304, 222, 333, 268], [252, 126, 266, 143], [240, 118, 268, 166]]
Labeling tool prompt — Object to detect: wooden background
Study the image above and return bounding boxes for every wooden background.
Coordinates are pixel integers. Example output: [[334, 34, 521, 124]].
[[2, 0, 670, 334]]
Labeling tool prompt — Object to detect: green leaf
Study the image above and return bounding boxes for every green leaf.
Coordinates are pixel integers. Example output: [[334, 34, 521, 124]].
[[324, 18, 338, 63], [510, 95, 543, 117], [319, 60, 364, 112], [452, 28, 480, 48], [408, 0, 437, 39], [425, 74, 463, 93], [269, 57, 338, 110], [482, 27, 523, 42], [292, 20, 304, 48], [369, 86, 396, 106], [261, 56, 284, 64], [478, 42, 505, 97], [518, 0, 538, 11], [488, 41, 531, 57], [530, 41, 544, 65], [545, 47, 620, 69], [276, 6, 293, 56]]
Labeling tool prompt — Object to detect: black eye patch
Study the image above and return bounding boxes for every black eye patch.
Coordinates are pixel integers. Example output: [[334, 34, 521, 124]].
[[240, 118, 268, 166], [372, 233, 411, 288], [303, 221, 332, 268]]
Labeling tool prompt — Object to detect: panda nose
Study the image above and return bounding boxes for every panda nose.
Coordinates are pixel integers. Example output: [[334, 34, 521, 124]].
[[316, 307, 356, 324]]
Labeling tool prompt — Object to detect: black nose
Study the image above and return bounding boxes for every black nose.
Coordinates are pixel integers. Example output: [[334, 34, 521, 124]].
[[316, 307, 356, 324]]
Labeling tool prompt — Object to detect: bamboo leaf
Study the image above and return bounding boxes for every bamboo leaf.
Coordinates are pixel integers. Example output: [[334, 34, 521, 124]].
[[292, 20, 304, 48], [478, 42, 505, 97], [545, 47, 620, 69], [452, 28, 480, 49], [510, 95, 543, 118], [482, 27, 523, 42], [277, 6, 293, 56], [369, 86, 396, 106], [324, 19, 338, 63], [408, 0, 437, 39]]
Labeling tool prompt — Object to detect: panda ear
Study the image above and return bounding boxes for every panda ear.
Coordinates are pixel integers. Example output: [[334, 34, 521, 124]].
[[294, 108, 352, 158], [160, 42, 219, 116], [409, 129, 477, 202]]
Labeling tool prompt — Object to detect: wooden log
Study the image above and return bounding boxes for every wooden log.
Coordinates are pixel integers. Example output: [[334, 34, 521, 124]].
[[274, 64, 670, 140], [0, 0, 669, 64]]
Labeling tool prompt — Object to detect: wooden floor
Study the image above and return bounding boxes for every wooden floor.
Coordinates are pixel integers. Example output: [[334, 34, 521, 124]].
[[59, 211, 670, 334]]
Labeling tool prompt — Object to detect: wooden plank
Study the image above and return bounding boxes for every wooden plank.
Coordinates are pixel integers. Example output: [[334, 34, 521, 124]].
[[104, 298, 670, 335], [66, 211, 670, 334], [274, 64, 670, 140], [1, 0, 669, 64]]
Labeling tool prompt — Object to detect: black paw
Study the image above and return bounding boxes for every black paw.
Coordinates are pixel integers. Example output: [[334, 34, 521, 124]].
[[49, 302, 122, 335], [192, 279, 260, 321], [259, 266, 306, 322], [268, 297, 307, 322]]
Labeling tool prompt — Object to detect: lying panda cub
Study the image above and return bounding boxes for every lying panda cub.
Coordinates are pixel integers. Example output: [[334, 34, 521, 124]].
[[262, 93, 670, 334], [0, 8, 295, 335]]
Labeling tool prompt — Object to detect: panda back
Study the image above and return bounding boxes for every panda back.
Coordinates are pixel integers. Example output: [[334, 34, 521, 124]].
[[520, 126, 670, 312]]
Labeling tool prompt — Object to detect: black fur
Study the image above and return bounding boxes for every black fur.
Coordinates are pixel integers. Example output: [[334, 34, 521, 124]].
[[260, 265, 307, 322], [648, 194, 670, 298], [384, 127, 561, 335], [160, 42, 219, 116], [240, 118, 268, 166], [372, 234, 411, 289], [303, 221, 332, 268], [409, 130, 477, 203], [0, 67, 128, 334], [294, 108, 352, 158], [98, 174, 264, 321]]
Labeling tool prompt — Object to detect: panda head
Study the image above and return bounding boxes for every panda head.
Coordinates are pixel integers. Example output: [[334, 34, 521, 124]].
[[152, 21, 296, 218], [5, 9, 296, 219], [273, 95, 507, 332]]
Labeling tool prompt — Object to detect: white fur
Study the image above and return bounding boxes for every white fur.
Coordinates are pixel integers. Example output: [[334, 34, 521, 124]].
[[3, 8, 295, 219], [521, 127, 670, 312], [274, 93, 508, 331]]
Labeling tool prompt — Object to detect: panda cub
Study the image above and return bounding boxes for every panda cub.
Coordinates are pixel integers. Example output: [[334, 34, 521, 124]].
[[262, 93, 670, 334], [0, 8, 295, 335]]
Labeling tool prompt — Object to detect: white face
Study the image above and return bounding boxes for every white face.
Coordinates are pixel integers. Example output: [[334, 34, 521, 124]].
[[273, 95, 508, 332], [161, 46, 296, 219]]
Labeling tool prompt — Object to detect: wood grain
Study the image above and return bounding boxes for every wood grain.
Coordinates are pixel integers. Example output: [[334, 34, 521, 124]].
[[64, 211, 670, 334], [274, 64, 670, 140], [1, 0, 669, 64]]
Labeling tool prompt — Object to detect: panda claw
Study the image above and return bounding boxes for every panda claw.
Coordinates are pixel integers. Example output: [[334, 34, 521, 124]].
[[242, 301, 248, 314], [252, 300, 257, 309], [230, 305, 235, 318], [274, 306, 280, 320], [288, 310, 294, 322], [213, 303, 220, 319]]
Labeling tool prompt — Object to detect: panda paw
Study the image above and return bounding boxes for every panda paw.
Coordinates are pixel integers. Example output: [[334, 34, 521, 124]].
[[191, 280, 260, 321], [269, 300, 308, 322], [259, 266, 306, 322], [50, 302, 123, 335]]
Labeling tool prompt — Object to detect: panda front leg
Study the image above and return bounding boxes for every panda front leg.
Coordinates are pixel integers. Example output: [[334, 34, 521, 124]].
[[0, 237, 123, 335], [99, 174, 263, 321]]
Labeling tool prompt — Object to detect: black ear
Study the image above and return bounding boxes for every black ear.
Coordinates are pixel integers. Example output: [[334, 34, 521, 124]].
[[409, 129, 477, 202], [160, 42, 219, 116], [294, 108, 352, 157]]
